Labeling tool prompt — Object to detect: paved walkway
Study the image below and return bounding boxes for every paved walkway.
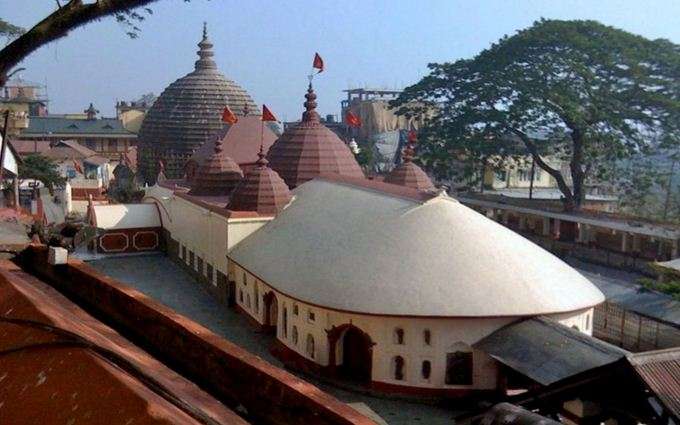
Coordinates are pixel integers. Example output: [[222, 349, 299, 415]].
[[87, 254, 457, 425]]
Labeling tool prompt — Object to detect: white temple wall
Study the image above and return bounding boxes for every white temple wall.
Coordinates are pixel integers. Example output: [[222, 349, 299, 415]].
[[144, 185, 269, 282], [232, 263, 595, 391]]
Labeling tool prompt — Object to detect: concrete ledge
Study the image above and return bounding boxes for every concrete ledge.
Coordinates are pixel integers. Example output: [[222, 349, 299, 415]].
[[17, 245, 376, 425]]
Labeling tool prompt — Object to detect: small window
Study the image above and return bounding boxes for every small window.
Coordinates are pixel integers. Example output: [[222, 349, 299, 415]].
[[239, 289, 243, 303], [292, 326, 299, 345], [246, 294, 251, 309], [189, 251, 195, 268], [181, 245, 186, 260], [254, 285, 259, 313], [445, 351, 473, 385], [206, 263, 214, 283], [293, 304, 299, 316], [423, 329, 431, 346], [282, 307, 288, 338], [421, 360, 431, 380], [394, 328, 404, 345], [308, 310, 315, 322], [306, 334, 315, 359], [197, 256, 203, 273], [393, 356, 405, 381], [242, 272, 247, 285]]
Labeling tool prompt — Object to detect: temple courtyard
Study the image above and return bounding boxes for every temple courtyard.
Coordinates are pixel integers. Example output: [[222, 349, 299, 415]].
[[87, 253, 458, 425]]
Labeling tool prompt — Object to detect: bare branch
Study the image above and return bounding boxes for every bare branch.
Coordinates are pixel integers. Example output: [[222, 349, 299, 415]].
[[0, 0, 161, 85]]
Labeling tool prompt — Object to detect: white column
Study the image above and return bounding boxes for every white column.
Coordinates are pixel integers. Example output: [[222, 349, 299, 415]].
[[621, 233, 629, 253], [553, 219, 561, 239], [542, 217, 551, 236]]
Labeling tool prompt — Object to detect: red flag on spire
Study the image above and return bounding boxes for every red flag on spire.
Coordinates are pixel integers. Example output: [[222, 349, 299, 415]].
[[346, 111, 362, 128], [72, 160, 83, 175], [313, 53, 324, 73], [262, 105, 278, 122], [222, 105, 238, 124]]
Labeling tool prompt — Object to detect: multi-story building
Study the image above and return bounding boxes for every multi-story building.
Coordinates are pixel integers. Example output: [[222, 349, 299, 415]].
[[0, 77, 48, 136], [17, 103, 137, 161]]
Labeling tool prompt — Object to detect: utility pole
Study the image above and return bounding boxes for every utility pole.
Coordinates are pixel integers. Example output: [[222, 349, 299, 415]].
[[529, 157, 536, 200]]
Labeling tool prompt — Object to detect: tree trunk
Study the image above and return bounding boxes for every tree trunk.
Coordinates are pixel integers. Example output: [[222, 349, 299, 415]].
[[0, 0, 159, 86], [569, 128, 586, 211], [511, 128, 577, 211]]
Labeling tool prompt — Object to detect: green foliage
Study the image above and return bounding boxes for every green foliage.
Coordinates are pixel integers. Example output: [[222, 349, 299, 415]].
[[0, 18, 24, 39], [392, 19, 680, 210], [639, 277, 680, 301], [18, 154, 66, 189]]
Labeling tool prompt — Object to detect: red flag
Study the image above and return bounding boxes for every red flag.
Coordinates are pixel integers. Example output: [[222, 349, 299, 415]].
[[346, 111, 362, 128], [262, 105, 278, 122], [313, 53, 324, 73], [407, 130, 418, 143], [72, 160, 83, 175], [222, 105, 238, 124]]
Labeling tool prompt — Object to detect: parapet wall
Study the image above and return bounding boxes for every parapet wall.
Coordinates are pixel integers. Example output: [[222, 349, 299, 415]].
[[17, 245, 375, 425]]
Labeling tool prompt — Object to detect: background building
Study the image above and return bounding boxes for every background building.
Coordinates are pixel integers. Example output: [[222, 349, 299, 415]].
[[17, 103, 136, 161]]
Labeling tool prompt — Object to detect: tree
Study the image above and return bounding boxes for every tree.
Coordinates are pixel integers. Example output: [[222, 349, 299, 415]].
[[392, 19, 680, 211], [0, 0, 193, 86], [19, 154, 66, 189], [0, 18, 25, 40]]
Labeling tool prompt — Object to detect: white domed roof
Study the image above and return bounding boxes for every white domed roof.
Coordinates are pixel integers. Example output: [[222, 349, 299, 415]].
[[229, 176, 604, 317]]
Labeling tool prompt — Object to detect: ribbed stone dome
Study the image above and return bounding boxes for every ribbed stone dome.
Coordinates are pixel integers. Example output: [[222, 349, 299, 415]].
[[384, 138, 435, 191], [138, 24, 258, 183], [267, 84, 364, 188], [189, 138, 243, 196], [227, 147, 292, 215]]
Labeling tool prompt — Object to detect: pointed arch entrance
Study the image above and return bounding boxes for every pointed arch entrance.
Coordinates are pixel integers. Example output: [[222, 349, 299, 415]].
[[327, 324, 374, 384], [263, 291, 278, 333]]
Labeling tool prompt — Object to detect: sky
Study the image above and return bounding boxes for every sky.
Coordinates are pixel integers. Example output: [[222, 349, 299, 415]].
[[3, 0, 680, 122]]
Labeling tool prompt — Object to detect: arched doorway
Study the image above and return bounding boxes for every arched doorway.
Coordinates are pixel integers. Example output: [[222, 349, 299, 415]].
[[263, 292, 278, 333], [327, 324, 373, 384]]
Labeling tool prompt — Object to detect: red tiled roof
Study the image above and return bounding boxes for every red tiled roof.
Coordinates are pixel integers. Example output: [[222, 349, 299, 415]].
[[189, 138, 243, 196], [384, 134, 434, 191], [227, 149, 292, 215], [0, 260, 243, 424], [384, 162, 435, 191], [9, 139, 51, 155], [267, 85, 364, 188], [188, 115, 277, 167]]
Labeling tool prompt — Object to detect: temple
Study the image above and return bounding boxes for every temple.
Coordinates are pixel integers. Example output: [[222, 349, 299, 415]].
[[137, 24, 258, 182]]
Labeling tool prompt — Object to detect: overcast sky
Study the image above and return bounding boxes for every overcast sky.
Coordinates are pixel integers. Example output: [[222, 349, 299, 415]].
[[4, 1, 680, 121]]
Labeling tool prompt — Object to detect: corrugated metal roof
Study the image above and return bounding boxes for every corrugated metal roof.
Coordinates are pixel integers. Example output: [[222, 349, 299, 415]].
[[586, 274, 680, 327], [22, 116, 133, 136], [628, 348, 680, 419], [474, 317, 628, 386]]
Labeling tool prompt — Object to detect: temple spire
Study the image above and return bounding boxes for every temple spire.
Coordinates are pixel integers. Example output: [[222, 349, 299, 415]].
[[195, 22, 216, 71], [302, 83, 320, 122], [402, 134, 416, 164], [256, 143, 268, 167], [213, 136, 223, 155]]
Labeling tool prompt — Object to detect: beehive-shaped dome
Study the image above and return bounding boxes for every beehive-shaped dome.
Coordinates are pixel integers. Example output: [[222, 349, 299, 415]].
[[384, 136, 435, 191], [267, 85, 364, 188], [228, 147, 292, 215], [189, 138, 243, 196], [138, 24, 258, 182]]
